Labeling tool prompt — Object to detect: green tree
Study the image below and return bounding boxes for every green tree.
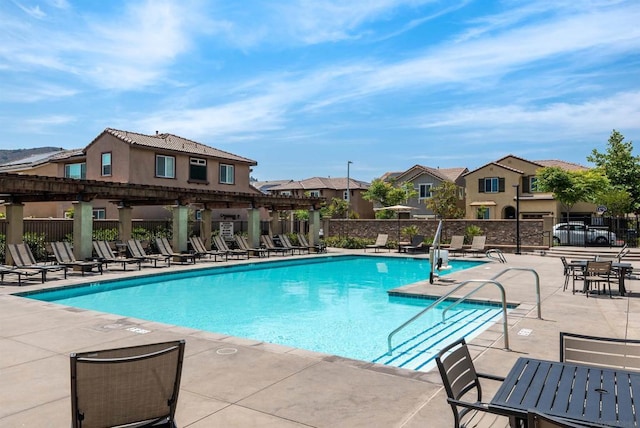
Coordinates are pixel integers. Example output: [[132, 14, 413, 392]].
[[587, 129, 640, 213], [536, 167, 610, 221], [425, 182, 464, 219], [362, 179, 418, 219], [320, 197, 348, 218]]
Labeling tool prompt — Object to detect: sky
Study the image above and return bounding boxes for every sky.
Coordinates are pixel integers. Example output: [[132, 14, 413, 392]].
[[1, 0, 639, 182]]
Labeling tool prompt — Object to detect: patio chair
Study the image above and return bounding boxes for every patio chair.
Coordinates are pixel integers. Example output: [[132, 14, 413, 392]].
[[446, 235, 465, 257], [527, 410, 588, 427], [560, 256, 584, 293], [260, 235, 293, 256], [126, 239, 171, 268], [93, 240, 142, 271], [188, 236, 226, 262], [297, 233, 326, 253], [560, 332, 640, 371], [278, 234, 309, 255], [435, 338, 510, 428], [364, 234, 389, 252], [400, 235, 429, 253], [0, 264, 41, 286], [465, 236, 486, 257], [212, 235, 248, 259], [7, 242, 68, 282], [235, 235, 268, 258], [155, 237, 196, 264], [70, 340, 185, 428], [584, 260, 613, 297], [50, 241, 103, 276]]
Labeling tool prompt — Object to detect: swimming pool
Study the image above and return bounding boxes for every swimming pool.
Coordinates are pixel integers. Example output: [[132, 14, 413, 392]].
[[22, 256, 504, 372]]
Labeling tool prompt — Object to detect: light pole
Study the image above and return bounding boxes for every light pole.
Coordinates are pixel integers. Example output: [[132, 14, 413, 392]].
[[346, 161, 352, 219], [513, 184, 521, 254]]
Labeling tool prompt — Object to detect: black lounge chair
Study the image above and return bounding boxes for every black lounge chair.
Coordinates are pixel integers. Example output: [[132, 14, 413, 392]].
[[126, 239, 171, 267], [260, 235, 293, 256], [212, 235, 248, 259], [7, 242, 68, 282], [50, 241, 103, 275], [70, 340, 185, 428], [0, 264, 41, 286], [155, 237, 196, 264], [93, 240, 142, 271], [188, 236, 226, 261], [297, 233, 326, 253], [235, 235, 268, 258], [278, 234, 309, 255]]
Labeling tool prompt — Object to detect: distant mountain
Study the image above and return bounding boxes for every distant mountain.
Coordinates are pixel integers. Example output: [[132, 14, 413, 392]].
[[0, 147, 64, 165]]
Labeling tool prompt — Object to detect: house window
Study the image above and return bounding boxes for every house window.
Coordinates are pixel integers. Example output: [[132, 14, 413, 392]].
[[418, 183, 433, 200], [219, 164, 234, 184], [195, 210, 202, 220], [478, 177, 505, 193], [343, 190, 349, 200], [309, 190, 321, 197], [529, 176, 539, 192], [476, 207, 490, 219], [458, 187, 464, 200], [92, 208, 106, 219], [64, 163, 86, 179], [189, 157, 207, 181], [281, 191, 292, 196], [156, 155, 175, 178], [101, 152, 112, 176]]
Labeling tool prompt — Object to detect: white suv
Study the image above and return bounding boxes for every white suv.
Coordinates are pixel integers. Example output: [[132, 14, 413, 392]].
[[553, 222, 616, 246]]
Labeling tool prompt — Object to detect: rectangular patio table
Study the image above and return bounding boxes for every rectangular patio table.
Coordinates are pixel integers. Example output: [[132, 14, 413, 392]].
[[569, 260, 633, 296], [489, 357, 640, 427]]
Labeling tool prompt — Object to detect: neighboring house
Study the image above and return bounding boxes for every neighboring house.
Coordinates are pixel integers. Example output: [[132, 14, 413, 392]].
[[463, 154, 593, 220], [264, 177, 375, 219], [383, 165, 468, 218], [0, 128, 259, 220]]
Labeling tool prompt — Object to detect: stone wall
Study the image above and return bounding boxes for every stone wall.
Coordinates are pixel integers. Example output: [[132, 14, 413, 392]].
[[325, 218, 547, 251]]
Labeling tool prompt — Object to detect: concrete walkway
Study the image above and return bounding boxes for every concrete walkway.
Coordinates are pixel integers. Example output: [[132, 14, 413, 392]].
[[1, 250, 638, 427]]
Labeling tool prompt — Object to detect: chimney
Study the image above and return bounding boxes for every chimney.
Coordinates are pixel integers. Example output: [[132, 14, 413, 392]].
[[156, 130, 159, 135]]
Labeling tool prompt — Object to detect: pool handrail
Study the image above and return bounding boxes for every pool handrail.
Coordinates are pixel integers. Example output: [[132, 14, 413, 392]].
[[429, 220, 443, 284], [387, 267, 541, 355]]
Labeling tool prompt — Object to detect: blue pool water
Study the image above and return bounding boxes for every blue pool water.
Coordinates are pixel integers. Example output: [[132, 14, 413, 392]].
[[23, 256, 503, 371]]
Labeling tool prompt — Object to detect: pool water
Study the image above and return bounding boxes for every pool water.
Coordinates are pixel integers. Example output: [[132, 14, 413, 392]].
[[24, 256, 503, 371]]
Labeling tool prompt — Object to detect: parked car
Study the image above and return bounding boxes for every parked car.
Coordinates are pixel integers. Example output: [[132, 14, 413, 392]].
[[553, 222, 616, 246]]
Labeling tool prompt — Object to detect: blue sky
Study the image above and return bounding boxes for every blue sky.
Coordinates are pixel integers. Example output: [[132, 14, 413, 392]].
[[1, 0, 639, 182]]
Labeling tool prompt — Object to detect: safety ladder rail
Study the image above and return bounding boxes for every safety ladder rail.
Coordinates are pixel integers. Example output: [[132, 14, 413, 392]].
[[443, 267, 541, 321], [386, 267, 541, 355], [486, 248, 506, 263]]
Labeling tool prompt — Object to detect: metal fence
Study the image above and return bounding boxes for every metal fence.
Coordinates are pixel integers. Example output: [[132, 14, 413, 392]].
[[551, 215, 638, 248]]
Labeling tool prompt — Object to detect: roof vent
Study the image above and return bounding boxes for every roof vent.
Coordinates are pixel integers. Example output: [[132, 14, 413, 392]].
[[155, 130, 159, 135]]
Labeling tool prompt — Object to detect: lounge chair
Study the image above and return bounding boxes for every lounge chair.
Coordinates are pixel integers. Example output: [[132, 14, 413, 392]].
[[435, 337, 511, 428], [261, 235, 293, 256], [213, 235, 248, 259], [278, 234, 309, 254], [400, 235, 429, 253], [0, 264, 41, 286], [297, 233, 326, 253], [50, 241, 103, 275], [126, 239, 171, 267], [93, 240, 142, 271], [70, 340, 185, 428], [364, 234, 389, 252], [155, 237, 196, 264], [7, 242, 68, 282], [188, 236, 226, 262], [560, 332, 640, 371], [465, 235, 486, 257], [446, 235, 465, 256], [235, 235, 268, 258]]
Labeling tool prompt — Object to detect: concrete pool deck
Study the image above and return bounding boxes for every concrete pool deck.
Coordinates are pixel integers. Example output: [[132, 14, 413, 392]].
[[1, 249, 639, 427]]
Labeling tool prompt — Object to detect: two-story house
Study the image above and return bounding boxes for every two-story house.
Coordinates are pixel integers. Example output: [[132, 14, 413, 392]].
[[382, 165, 468, 218], [261, 177, 374, 219], [463, 155, 592, 220]]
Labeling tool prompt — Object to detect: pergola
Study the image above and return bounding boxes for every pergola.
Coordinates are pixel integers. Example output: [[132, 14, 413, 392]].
[[0, 172, 324, 262]]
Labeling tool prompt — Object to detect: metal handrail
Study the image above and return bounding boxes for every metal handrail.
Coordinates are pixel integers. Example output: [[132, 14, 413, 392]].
[[486, 249, 506, 263], [386, 267, 541, 355]]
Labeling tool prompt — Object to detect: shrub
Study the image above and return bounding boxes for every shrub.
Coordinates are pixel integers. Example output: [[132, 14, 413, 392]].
[[324, 236, 374, 249], [23, 232, 48, 262], [464, 225, 483, 244]]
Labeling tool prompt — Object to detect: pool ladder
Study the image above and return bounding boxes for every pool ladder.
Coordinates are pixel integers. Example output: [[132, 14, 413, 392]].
[[386, 267, 541, 355]]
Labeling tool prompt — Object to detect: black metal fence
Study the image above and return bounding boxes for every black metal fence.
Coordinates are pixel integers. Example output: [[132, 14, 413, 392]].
[[551, 215, 639, 248]]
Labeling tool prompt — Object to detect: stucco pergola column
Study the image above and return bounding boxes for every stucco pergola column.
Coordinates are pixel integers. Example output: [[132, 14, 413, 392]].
[[73, 201, 93, 260], [246, 208, 261, 248], [4, 203, 24, 265], [172, 205, 189, 252], [200, 209, 213, 248], [118, 206, 133, 242], [308, 209, 321, 246], [270, 211, 281, 235]]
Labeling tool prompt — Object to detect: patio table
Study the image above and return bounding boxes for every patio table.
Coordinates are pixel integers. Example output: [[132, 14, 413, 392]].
[[569, 260, 633, 296], [489, 357, 640, 427]]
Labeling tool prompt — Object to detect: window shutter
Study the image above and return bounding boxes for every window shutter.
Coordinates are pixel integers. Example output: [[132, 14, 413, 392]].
[[478, 178, 484, 193], [522, 176, 530, 193], [498, 178, 505, 192]]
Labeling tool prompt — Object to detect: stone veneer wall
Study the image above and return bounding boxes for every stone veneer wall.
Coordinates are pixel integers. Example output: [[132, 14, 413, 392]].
[[325, 219, 546, 250]]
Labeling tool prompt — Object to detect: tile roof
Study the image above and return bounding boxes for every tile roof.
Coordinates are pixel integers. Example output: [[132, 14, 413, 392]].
[[393, 165, 468, 183], [0, 149, 84, 171], [534, 159, 588, 171], [94, 128, 257, 165], [268, 177, 369, 191]]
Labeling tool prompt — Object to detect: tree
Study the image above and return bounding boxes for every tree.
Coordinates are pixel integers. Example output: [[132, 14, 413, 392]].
[[536, 167, 610, 221], [362, 179, 418, 219], [587, 129, 640, 213], [425, 182, 464, 219], [319, 197, 348, 218]]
